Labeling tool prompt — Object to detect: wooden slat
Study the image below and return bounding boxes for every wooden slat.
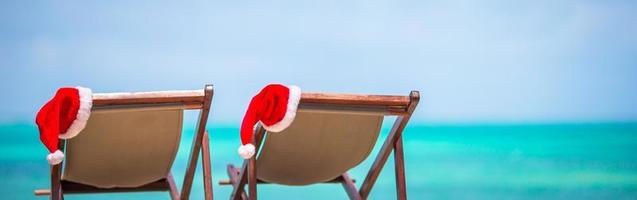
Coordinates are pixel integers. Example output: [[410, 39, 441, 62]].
[[92, 103, 201, 113], [298, 103, 408, 115], [301, 93, 410, 106], [93, 90, 205, 107]]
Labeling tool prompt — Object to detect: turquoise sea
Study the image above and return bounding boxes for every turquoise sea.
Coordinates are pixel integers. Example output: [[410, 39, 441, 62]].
[[1, 122, 636, 199]]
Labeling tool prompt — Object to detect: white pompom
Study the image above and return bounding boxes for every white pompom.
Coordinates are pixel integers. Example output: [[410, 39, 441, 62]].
[[238, 144, 256, 159], [47, 150, 64, 165]]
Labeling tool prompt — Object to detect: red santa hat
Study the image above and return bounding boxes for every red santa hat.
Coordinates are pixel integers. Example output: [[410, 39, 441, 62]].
[[36, 87, 93, 165], [238, 84, 301, 159]]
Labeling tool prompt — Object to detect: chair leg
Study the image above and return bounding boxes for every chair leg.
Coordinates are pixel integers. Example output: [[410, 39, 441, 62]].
[[182, 86, 213, 200], [230, 125, 265, 200], [182, 134, 202, 200], [51, 140, 66, 200], [52, 187, 63, 200], [202, 131, 214, 200], [360, 115, 411, 199], [248, 157, 257, 200], [167, 173, 181, 200], [340, 173, 362, 200], [50, 184, 60, 200], [227, 164, 248, 200], [394, 136, 407, 200], [51, 163, 62, 200]]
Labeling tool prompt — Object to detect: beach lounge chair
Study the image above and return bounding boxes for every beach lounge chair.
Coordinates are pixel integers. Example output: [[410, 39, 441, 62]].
[[34, 85, 214, 200], [220, 91, 420, 200]]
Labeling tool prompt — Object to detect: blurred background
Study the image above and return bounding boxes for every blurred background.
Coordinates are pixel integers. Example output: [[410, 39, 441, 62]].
[[1, 0, 636, 199]]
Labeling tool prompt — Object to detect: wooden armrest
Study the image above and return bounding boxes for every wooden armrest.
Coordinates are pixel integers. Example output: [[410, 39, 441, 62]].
[[34, 189, 51, 196], [219, 179, 233, 185]]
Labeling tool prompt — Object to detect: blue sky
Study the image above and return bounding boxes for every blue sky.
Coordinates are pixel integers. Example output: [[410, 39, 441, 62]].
[[1, 1, 636, 124]]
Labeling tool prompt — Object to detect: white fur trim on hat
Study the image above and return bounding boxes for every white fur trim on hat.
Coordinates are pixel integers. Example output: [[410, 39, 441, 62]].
[[238, 143, 256, 159], [262, 85, 301, 132], [47, 150, 64, 165], [59, 87, 92, 139]]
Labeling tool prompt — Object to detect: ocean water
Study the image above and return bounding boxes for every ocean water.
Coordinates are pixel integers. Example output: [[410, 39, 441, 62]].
[[1, 122, 636, 199]]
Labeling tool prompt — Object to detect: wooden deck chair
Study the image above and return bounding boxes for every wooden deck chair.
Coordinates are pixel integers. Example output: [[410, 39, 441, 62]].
[[220, 91, 420, 200], [34, 85, 215, 200]]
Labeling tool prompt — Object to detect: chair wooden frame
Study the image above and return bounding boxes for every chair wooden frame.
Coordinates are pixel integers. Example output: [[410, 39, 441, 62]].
[[220, 91, 420, 200], [34, 84, 215, 200]]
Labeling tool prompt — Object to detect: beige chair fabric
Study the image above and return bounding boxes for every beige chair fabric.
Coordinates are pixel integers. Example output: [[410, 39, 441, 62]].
[[256, 110, 383, 185], [62, 109, 183, 188]]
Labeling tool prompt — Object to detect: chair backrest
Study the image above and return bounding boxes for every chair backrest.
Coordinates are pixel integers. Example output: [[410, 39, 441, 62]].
[[255, 92, 415, 186], [257, 110, 383, 185], [61, 89, 209, 188]]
